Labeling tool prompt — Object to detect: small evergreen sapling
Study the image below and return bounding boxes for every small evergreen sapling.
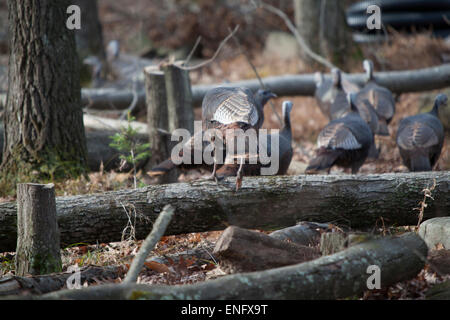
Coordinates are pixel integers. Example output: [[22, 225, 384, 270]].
[[109, 113, 151, 189]]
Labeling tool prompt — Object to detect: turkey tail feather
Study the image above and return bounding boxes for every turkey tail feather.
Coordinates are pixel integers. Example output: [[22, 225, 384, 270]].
[[306, 148, 341, 172], [410, 155, 431, 172], [148, 159, 176, 176]]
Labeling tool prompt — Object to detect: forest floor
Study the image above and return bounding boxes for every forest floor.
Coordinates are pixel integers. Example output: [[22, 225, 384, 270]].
[[0, 1, 450, 299]]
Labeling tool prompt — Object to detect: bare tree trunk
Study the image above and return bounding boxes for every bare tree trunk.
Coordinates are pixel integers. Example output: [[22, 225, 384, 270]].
[[1, 0, 87, 188], [72, 0, 105, 60], [294, 0, 351, 68], [294, 0, 321, 65], [320, 0, 353, 67], [15, 183, 61, 276]]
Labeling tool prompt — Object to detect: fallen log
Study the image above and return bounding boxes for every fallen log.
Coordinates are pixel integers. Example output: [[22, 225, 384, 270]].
[[73, 64, 450, 109], [0, 171, 448, 253], [2, 65, 450, 111], [24, 232, 427, 300], [0, 266, 122, 296], [82, 114, 147, 132], [269, 221, 331, 246], [0, 118, 149, 172], [213, 226, 320, 273]]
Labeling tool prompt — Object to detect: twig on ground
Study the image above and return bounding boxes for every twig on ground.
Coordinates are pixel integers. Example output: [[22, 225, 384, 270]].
[[258, 1, 337, 70], [413, 179, 437, 229], [201, 245, 218, 265], [178, 25, 240, 71], [120, 202, 137, 242], [123, 205, 175, 284]]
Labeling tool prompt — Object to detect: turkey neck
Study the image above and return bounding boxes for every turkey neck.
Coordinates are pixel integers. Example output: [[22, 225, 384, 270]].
[[363, 60, 374, 84], [254, 94, 268, 128], [429, 100, 441, 118], [333, 72, 343, 90], [281, 108, 291, 140]]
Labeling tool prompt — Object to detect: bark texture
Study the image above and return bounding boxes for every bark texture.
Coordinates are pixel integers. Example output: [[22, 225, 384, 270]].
[[27, 232, 427, 300], [0, 172, 448, 252], [15, 183, 61, 276], [2, 0, 87, 179], [294, 0, 320, 63]]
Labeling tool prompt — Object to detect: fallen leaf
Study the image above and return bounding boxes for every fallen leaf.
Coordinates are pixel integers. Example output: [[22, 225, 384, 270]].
[[144, 261, 170, 273]]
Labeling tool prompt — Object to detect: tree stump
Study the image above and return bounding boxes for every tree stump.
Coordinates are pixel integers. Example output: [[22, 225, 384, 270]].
[[144, 66, 178, 183], [16, 183, 61, 276], [162, 61, 194, 134]]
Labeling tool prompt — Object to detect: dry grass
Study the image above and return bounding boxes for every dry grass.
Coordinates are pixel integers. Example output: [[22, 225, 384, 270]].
[[363, 30, 450, 71]]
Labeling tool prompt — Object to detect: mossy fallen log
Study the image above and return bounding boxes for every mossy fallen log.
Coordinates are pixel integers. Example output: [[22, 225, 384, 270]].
[[0, 172, 448, 252]]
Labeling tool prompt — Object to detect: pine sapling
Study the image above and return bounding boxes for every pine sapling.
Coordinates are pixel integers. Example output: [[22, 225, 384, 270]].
[[109, 113, 151, 189]]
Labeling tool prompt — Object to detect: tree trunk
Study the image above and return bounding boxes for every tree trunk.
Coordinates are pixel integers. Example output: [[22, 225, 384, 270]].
[[294, 0, 321, 64], [25, 233, 427, 300], [294, 0, 351, 68], [15, 183, 61, 276], [320, 0, 353, 67], [2, 0, 87, 185], [72, 0, 105, 60], [0, 171, 448, 252]]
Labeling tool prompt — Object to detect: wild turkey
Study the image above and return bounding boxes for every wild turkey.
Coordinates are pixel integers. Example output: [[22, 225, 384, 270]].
[[339, 97, 380, 159], [202, 87, 276, 131], [264, 100, 293, 175], [354, 59, 396, 136], [396, 94, 447, 172], [149, 87, 276, 179], [314, 69, 360, 120], [214, 100, 294, 190], [306, 93, 374, 174], [201, 87, 276, 179], [148, 130, 219, 176]]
